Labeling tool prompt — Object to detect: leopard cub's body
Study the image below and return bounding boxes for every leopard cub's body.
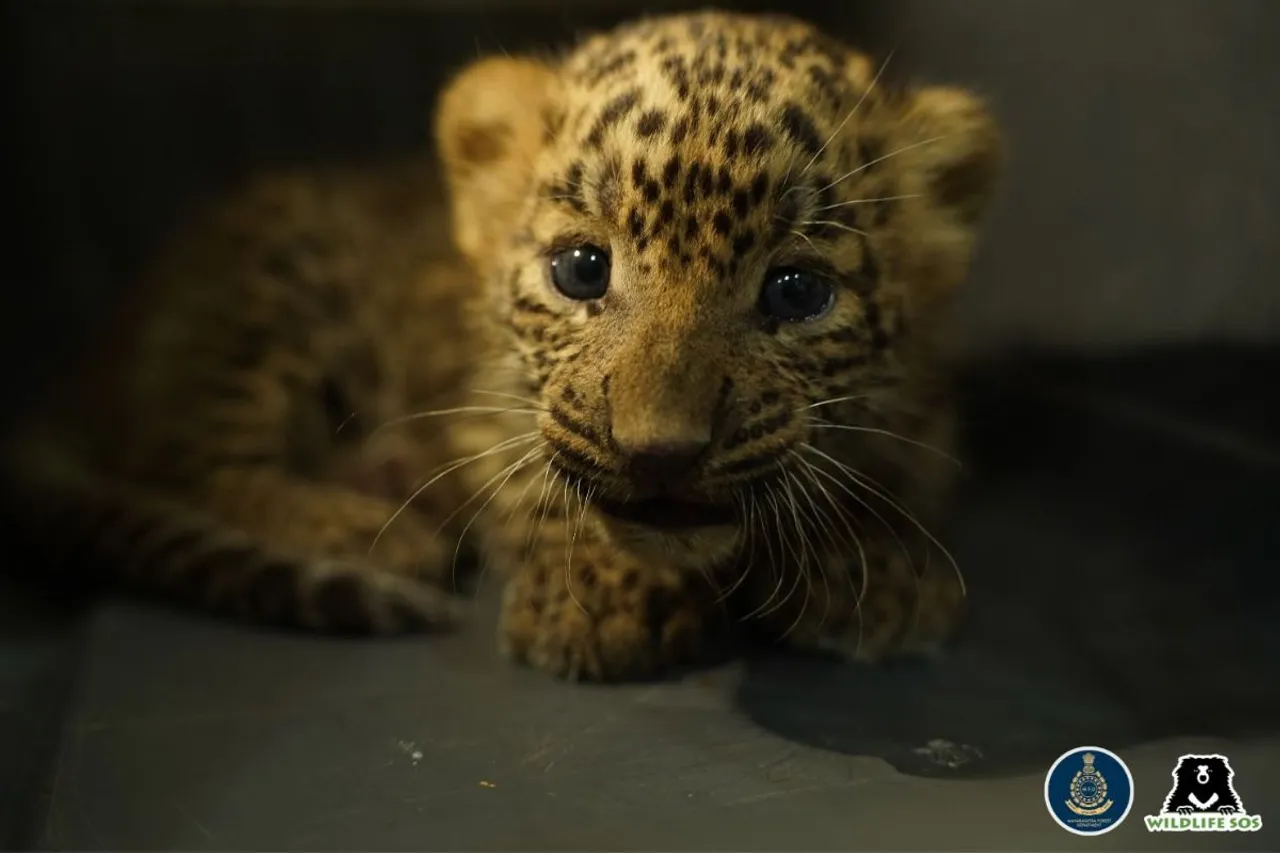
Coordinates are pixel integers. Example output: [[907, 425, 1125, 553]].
[[5, 11, 1002, 680]]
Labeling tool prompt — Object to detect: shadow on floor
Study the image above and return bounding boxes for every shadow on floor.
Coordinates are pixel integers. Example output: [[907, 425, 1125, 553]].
[[735, 343, 1280, 779]]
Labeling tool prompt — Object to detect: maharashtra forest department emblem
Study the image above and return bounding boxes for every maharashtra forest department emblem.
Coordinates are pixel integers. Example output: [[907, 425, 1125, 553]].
[[1065, 752, 1114, 817]]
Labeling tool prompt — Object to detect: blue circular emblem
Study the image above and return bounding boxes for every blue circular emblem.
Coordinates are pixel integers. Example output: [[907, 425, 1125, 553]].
[[1044, 745, 1134, 836]]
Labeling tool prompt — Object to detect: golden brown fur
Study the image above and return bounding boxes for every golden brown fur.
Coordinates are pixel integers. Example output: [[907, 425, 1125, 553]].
[[3, 11, 1002, 680]]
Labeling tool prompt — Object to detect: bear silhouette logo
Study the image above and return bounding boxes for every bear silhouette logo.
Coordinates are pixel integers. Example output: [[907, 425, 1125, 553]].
[[1160, 754, 1243, 815], [1144, 753, 1264, 833]]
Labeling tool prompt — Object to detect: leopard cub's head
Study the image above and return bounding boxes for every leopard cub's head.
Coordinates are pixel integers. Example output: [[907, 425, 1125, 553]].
[[436, 11, 1002, 565]]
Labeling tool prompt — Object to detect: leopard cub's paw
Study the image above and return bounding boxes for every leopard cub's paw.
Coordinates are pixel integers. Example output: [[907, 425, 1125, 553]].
[[308, 488, 455, 585], [363, 515, 455, 583], [782, 547, 966, 665], [498, 561, 715, 682]]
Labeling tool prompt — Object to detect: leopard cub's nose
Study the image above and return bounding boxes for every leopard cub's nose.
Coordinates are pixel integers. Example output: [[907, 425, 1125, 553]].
[[616, 438, 709, 490]]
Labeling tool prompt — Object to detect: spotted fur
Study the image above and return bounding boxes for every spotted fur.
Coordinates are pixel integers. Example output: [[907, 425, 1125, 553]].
[[4, 11, 1002, 679]]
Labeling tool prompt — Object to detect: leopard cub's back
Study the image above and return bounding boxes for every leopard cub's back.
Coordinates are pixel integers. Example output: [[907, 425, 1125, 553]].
[[4, 159, 486, 633]]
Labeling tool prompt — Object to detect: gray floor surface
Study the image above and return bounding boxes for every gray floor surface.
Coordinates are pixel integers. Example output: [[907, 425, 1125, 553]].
[[3, 344, 1279, 851]]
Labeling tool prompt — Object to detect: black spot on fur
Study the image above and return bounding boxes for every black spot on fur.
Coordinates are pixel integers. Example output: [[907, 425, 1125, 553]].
[[660, 55, 692, 101], [548, 161, 588, 214], [806, 63, 845, 109], [582, 49, 637, 87], [586, 88, 641, 149], [780, 103, 823, 156], [549, 441, 611, 480], [628, 208, 645, 240], [551, 407, 601, 445], [636, 108, 667, 137], [745, 68, 774, 102], [683, 163, 701, 203], [712, 211, 733, 236], [661, 155, 682, 189], [565, 161, 584, 192], [512, 295, 555, 317], [716, 166, 733, 196], [670, 115, 691, 143], [722, 130, 739, 159], [750, 172, 770, 205], [656, 199, 675, 231], [742, 124, 774, 156], [596, 157, 622, 221]]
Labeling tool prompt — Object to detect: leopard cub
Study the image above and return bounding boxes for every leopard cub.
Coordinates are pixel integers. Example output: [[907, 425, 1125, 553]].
[[4, 11, 1002, 681]]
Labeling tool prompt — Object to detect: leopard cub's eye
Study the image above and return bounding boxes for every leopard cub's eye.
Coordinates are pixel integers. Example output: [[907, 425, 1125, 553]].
[[759, 267, 835, 323], [550, 244, 611, 301]]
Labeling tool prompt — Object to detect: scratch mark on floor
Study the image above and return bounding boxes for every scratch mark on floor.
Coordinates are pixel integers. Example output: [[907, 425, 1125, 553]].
[[172, 800, 216, 842]]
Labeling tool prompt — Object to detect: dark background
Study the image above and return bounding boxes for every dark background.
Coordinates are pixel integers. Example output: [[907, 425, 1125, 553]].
[[2, 1, 1278, 850], [4, 0, 1277, 420]]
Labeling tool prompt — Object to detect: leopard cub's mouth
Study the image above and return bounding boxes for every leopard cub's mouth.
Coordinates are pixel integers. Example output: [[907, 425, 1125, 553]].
[[593, 496, 735, 530]]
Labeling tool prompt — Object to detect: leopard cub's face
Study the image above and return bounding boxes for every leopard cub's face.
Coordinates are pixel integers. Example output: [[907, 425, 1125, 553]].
[[439, 12, 1001, 563]]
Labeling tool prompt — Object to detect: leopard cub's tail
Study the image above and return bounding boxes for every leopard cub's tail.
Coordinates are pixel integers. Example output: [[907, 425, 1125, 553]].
[[0, 438, 455, 634]]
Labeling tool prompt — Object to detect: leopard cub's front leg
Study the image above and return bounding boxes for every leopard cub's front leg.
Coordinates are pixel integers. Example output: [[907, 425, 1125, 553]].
[[496, 511, 727, 682], [754, 532, 966, 664]]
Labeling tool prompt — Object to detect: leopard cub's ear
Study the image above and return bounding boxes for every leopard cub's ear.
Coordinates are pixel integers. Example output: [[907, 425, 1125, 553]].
[[843, 52, 1003, 229], [896, 85, 1004, 229], [434, 56, 562, 271], [880, 83, 1005, 300]]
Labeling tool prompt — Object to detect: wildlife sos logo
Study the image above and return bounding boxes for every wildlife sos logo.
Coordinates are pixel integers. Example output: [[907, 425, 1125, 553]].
[[1143, 754, 1264, 833], [1044, 746, 1135, 836]]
